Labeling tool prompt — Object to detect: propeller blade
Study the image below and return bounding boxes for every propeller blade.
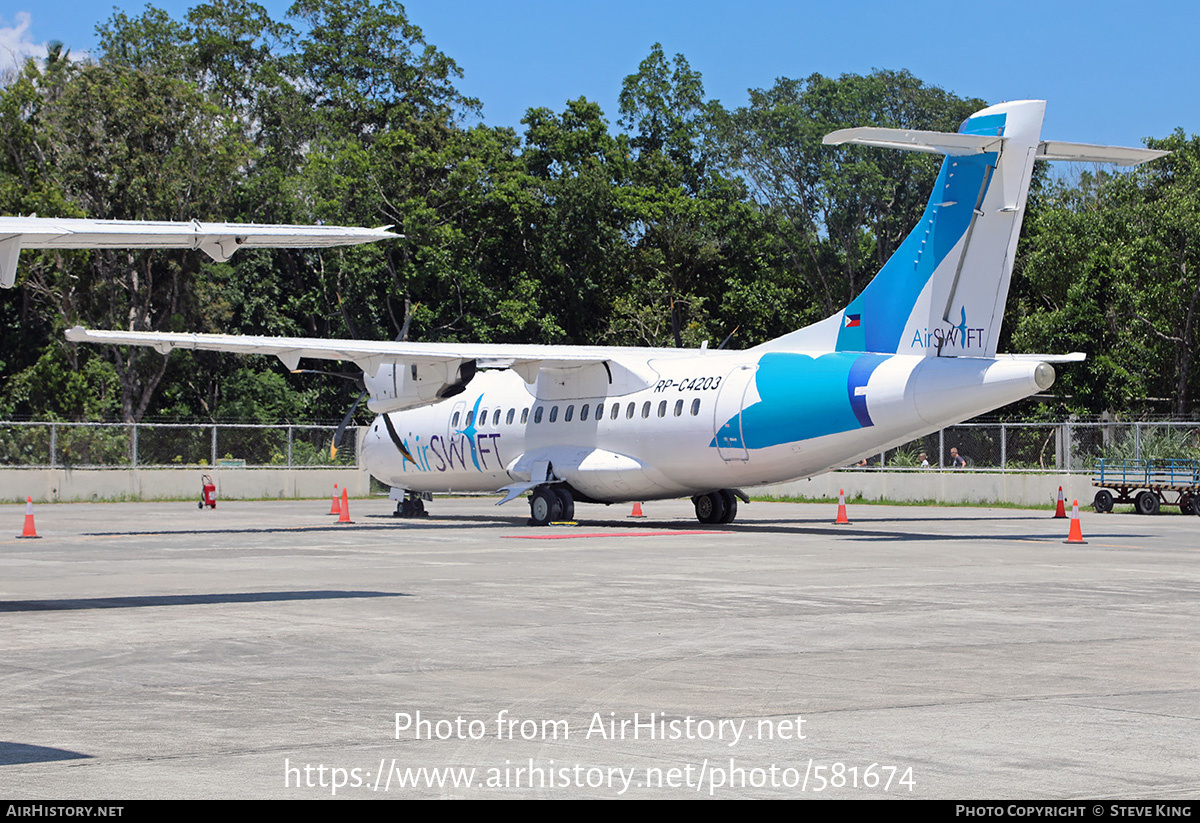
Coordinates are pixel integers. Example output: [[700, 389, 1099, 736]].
[[331, 388, 368, 460]]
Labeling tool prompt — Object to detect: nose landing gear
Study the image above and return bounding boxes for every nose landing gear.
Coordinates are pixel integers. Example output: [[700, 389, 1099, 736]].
[[394, 491, 429, 518]]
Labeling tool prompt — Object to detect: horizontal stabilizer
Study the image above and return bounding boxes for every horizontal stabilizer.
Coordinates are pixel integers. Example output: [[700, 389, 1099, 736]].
[[1035, 141, 1168, 166], [822, 127, 1005, 156], [0, 216, 401, 288]]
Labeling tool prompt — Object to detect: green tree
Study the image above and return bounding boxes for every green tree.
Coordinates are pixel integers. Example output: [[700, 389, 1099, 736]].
[[713, 70, 985, 318]]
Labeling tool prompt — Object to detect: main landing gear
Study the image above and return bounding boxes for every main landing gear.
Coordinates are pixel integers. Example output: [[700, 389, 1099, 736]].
[[693, 489, 739, 524], [528, 485, 574, 526], [394, 491, 429, 518]]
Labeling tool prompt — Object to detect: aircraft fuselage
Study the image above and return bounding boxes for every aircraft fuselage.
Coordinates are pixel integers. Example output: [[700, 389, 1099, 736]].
[[361, 351, 1052, 503]]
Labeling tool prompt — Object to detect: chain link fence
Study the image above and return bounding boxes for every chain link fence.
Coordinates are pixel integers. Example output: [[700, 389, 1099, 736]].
[[4, 418, 1198, 472], [0, 422, 358, 468], [847, 420, 1200, 471]]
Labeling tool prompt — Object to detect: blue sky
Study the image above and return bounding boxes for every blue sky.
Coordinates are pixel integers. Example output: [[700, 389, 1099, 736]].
[[1, 0, 1194, 148]]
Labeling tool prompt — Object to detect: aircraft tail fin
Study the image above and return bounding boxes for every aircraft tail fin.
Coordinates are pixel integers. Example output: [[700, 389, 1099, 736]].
[[758, 100, 1166, 358]]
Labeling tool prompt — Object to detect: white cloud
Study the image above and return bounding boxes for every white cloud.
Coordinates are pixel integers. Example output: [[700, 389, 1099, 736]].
[[0, 12, 46, 80]]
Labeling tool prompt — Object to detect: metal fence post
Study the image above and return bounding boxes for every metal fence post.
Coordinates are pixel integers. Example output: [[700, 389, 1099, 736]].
[[939, 429, 944, 468], [1135, 423, 1142, 462], [1000, 422, 1006, 472], [131, 423, 138, 468], [1070, 422, 1080, 475], [211, 425, 218, 466], [287, 425, 293, 468], [49, 422, 57, 468]]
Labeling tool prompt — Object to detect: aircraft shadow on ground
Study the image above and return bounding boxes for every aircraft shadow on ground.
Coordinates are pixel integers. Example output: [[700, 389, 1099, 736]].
[[0, 590, 406, 613], [0, 742, 91, 766], [69, 514, 1147, 543]]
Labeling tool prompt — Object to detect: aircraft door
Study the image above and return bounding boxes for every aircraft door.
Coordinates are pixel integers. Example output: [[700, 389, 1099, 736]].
[[713, 364, 757, 461]]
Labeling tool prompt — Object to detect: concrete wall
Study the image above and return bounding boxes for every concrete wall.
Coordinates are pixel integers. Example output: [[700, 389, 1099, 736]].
[[2, 464, 1094, 507], [0, 466, 372, 503], [758, 469, 1095, 508]]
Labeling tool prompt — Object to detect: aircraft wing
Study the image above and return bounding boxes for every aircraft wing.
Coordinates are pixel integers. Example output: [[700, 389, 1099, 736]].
[[0, 216, 399, 288], [64, 326, 688, 381]]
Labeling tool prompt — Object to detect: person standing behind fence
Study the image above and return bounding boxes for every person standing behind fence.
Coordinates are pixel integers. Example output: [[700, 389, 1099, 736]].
[[919, 452, 930, 468], [950, 447, 968, 469]]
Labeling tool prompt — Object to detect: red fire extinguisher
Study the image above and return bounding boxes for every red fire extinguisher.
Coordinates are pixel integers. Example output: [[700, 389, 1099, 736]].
[[199, 474, 217, 509]]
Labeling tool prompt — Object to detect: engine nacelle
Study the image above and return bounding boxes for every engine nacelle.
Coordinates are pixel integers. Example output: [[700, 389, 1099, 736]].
[[364, 359, 477, 413]]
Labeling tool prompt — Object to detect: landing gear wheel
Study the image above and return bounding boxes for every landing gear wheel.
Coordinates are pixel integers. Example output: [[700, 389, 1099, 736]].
[[394, 495, 427, 518], [1093, 489, 1114, 514], [694, 491, 726, 525], [718, 489, 738, 524], [1134, 490, 1160, 516], [553, 487, 575, 522], [529, 487, 563, 527]]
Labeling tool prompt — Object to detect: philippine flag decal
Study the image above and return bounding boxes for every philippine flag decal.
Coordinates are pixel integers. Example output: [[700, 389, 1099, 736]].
[[844, 313, 861, 328]]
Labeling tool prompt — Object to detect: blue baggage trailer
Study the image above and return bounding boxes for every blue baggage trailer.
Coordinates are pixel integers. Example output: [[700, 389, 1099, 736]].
[[1092, 459, 1200, 515]]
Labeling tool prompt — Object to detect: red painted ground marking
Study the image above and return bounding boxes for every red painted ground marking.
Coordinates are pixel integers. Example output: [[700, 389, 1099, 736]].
[[506, 530, 727, 540]]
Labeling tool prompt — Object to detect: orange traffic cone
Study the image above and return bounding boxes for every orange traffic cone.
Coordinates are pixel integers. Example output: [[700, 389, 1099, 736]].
[[1053, 486, 1067, 518], [629, 502, 646, 518], [337, 487, 351, 524], [834, 489, 850, 524], [329, 484, 341, 515], [1064, 499, 1087, 544], [18, 496, 40, 539]]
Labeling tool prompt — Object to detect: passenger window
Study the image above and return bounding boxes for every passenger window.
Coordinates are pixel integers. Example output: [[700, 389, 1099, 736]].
[[479, 409, 488, 427], [691, 398, 701, 416], [452, 412, 460, 427], [580, 404, 590, 422], [521, 408, 529, 424], [506, 408, 515, 425], [596, 403, 605, 420], [493, 409, 501, 426], [657, 400, 667, 418], [626, 402, 635, 419], [534, 407, 543, 424], [641, 401, 651, 419], [549, 405, 558, 423], [465, 410, 475, 427], [612, 403, 620, 420], [565, 404, 574, 422], [674, 399, 683, 417]]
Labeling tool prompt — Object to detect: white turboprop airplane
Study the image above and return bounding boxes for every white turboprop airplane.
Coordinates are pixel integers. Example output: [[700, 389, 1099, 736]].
[[0, 216, 398, 289], [63, 101, 1166, 525]]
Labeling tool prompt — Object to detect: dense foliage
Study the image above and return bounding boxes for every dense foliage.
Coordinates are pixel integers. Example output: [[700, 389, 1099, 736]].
[[2, 1, 1196, 422]]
